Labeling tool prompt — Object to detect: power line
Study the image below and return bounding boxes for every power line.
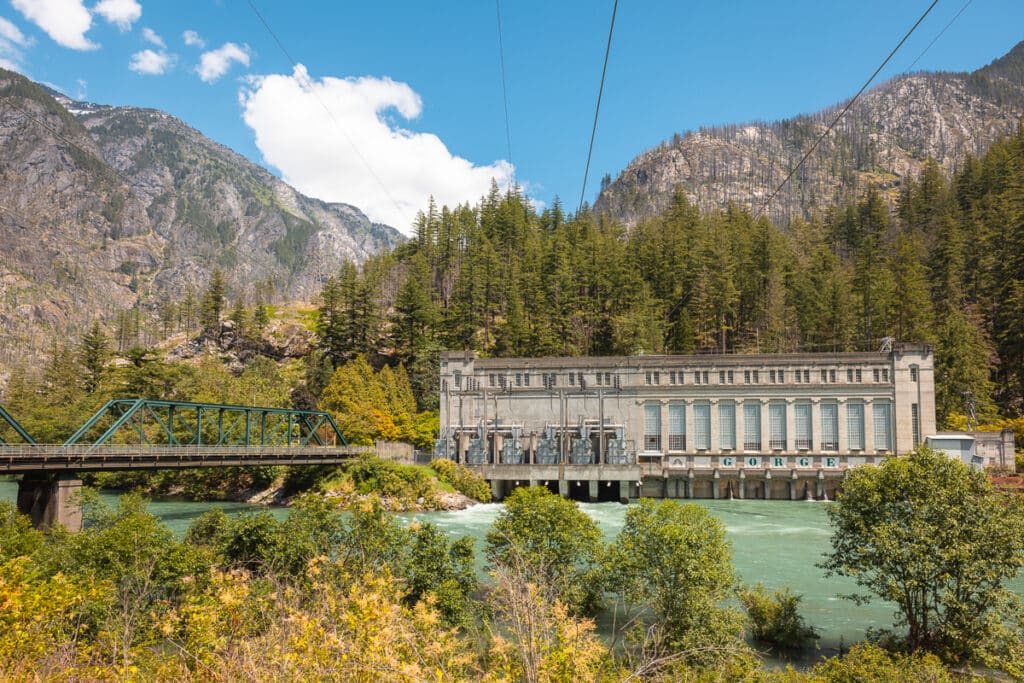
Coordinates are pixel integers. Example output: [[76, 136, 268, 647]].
[[245, 0, 413, 228], [578, 0, 619, 215], [904, 0, 973, 74], [754, 0, 939, 221], [495, 0, 514, 185], [3, 99, 140, 194]]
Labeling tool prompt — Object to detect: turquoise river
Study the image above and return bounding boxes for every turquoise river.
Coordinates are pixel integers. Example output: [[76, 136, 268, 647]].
[[5, 480, 1021, 658]]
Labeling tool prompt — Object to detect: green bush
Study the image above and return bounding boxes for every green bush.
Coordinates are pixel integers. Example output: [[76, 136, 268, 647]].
[[737, 582, 818, 649], [810, 642, 954, 682], [343, 454, 434, 501], [430, 458, 491, 502]]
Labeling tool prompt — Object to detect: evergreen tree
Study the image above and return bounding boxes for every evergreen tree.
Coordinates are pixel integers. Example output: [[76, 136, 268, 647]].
[[78, 320, 109, 393], [316, 261, 383, 365], [252, 301, 270, 333], [200, 268, 226, 340], [228, 299, 248, 340], [934, 308, 997, 427], [888, 232, 933, 342], [180, 284, 198, 337]]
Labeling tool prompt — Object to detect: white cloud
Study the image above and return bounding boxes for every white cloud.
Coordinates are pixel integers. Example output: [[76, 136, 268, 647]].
[[129, 48, 173, 75], [0, 17, 29, 47], [93, 0, 141, 31], [11, 0, 96, 50], [182, 29, 204, 48], [0, 16, 31, 71], [141, 26, 163, 47], [240, 65, 514, 232], [76, 78, 87, 99], [196, 42, 249, 83]]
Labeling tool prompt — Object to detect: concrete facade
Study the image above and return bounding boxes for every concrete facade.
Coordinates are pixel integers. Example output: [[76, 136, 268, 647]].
[[438, 345, 937, 500]]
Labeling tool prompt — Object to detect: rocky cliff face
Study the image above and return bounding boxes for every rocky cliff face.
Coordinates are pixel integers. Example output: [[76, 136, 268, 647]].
[[594, 41, 1024, 228], [0, 69, 401, 371]]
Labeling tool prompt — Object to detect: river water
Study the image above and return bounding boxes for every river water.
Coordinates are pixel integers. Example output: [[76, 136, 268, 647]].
[[4, 480, 1013, 655]]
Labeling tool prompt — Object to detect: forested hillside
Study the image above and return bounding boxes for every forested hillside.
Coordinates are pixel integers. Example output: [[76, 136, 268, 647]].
[[320, 127, 1024, 428]]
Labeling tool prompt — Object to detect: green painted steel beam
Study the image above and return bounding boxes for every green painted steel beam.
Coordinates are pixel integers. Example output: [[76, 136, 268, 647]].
[[0, 405, 36, 445], [63, 398, 348, 447]]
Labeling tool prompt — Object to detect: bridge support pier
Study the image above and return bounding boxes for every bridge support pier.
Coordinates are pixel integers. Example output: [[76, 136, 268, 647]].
[[17, 474, 82, 531]]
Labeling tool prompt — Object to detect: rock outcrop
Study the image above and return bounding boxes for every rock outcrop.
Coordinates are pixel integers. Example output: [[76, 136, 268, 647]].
[[595, 41, 1024, 228], [0, 69, 402, 371]]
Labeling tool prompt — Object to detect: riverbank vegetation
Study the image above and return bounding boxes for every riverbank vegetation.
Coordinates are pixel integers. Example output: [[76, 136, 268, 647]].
[[317, 454, 491, 510], [4, 448, 1023, 680]]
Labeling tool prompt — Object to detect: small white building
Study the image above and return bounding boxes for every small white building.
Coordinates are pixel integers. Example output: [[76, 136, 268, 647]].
[[927, 430, 1016, 472], [926, 434, 979, 468]]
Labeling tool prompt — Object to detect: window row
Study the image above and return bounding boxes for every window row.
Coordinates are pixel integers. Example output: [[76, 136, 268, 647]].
[[643, 401, 893, 453], [472, 365, 894, 389]]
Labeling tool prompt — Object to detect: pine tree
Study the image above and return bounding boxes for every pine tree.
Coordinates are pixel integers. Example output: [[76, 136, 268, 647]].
[[228, 298, 248, 341], [180, 284, 198, 337], [888, 232, 933, 342], [79, 320, 109, 393], [253, 301, 270, 333], [934, 308, 997, 428], [200, 268, 226, 340], [316, 261, 381, 365]]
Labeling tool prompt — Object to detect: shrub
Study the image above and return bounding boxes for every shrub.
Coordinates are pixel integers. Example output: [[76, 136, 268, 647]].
[[343, 454, 434, 501], [811, 642, 954, 682], [737, 582, 818, 649], [430, 458, 491, 502]]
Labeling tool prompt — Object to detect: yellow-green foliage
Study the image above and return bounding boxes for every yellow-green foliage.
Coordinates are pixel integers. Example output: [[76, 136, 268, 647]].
[[431, 458, 492, 502], [342, 454, 436, 502], [737, 582, 818, 650], [808, 642, 954, 682], [320, 356, 436, 448], [0, 558, 113, 678]]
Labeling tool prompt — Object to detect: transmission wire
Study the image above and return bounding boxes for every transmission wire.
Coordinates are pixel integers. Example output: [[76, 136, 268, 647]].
[[754, 0, 939, 220], [578, 0, 619, 215], [246, 0, 413, 228], [495, 0, 514, 187], [904, 0, 974, 73]]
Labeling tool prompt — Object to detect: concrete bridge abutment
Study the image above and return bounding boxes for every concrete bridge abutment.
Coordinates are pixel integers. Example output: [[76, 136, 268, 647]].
[[17, 474, 83, 531]]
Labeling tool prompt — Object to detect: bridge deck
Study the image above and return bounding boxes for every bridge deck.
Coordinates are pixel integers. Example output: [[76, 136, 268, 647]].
[[0, 445, 372, 473]]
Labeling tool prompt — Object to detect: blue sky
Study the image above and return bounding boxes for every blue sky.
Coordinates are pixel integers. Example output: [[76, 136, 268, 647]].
[[1, 0, 1022, 233]]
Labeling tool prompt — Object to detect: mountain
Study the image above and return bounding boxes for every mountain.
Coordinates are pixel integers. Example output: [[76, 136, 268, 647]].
[[594, 41, 1024, 228], [0, 69, 402, 371]]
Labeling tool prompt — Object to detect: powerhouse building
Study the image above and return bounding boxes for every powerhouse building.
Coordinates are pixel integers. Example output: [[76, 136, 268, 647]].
[[437, 345, 939, 501]]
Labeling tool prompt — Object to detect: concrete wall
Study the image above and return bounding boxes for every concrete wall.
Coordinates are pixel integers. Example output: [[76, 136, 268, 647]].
[[440, 346, 934, 464], [17, 475, 82, 531]]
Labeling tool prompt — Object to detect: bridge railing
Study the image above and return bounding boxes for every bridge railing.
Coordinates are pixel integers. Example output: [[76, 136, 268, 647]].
[[0, 443, 374, 472]]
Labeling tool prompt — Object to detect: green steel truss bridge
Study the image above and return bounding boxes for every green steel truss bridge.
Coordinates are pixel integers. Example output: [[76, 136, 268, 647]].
[[1, 399, 370, 473], [3, 399, 373, 529]]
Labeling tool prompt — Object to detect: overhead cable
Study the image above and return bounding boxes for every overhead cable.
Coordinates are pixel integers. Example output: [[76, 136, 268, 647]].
[[578, 0, 619, 215], [246, 0, 413, 228], [495, 0, 514, 186], [904, 0, 974, 73], [754, 0, 939, 220]]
